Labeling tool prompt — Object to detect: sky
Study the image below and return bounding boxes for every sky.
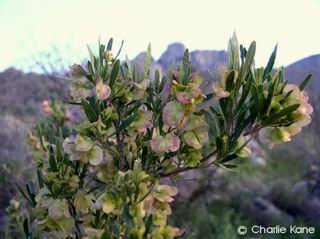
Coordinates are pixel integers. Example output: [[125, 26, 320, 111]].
[[0, 0, 319, 72]]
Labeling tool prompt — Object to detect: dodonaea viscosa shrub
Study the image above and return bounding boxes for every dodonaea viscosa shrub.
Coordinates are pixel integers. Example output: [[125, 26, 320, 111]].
[[20, 34, 312, 238]]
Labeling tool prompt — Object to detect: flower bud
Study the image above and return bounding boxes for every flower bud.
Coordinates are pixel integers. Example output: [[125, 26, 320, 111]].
[[95, 80, 111, 100], [105, 50, 113, 62], [41, 100, 53, 116]]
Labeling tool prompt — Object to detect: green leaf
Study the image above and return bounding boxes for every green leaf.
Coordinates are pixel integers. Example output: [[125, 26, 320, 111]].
[[26, 182, 35, 199], [241, 41, 256, 80], [141, 146, 148, 169], [87, 45, 96, 67], [237, 76, 253, 107], [232, 113, 256, 142], [110, 59, 120, 87], [240, 45, 247, 63], [225, 70, 236, 92], [48, 146, 58, 172], [81, 99, 99, 123], [219, 153, 238, 164], [109, 112, 140, 137], [99, 44, 105, 64], [107, 38, 113, 51], [126, 101, 142, 116], [264, 80, 275, 113], [114, 40, 124, 60], [204, 110, 219, 137], [123, 205, 134, 228], [144, 43, 152, 79], [37, 169, 44, 188], [219, 163, 238, 171], [154, 69, 160, 93], [87, 61, 95, 81], [94, 210, 101, 227], [251, 84, 262, 115], [23, 218, 32, 239], [119, 112, 140, 132], [263, 44, 277, 79], [159, 75, 167, 92], [100, 232, 110, 239], [264, 103, 300, 124], [16, 184, 35, 207], [182, 49, 190, 85], [35, 125, 46, 151], [203, 93, 213, 102], [144, 214, 153, 237], [299, 74, 312, 90], [125, 56, 133, 80], [64, 101, 82, 105], [228, 32, 240, 71]]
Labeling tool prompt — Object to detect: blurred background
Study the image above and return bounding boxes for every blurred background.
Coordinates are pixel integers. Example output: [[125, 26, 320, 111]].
[[0, 0, 320, 238]]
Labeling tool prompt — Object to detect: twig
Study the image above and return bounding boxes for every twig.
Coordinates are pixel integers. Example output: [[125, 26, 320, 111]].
[[68, 199, 82, 238]]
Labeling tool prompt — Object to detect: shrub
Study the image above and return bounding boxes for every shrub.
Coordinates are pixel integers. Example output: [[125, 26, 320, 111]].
[[17, 34, 312, 238]]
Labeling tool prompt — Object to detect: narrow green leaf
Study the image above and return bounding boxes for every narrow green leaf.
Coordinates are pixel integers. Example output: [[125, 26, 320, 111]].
[[109, 112, 140, 137], [159, 75, 167, 92], [87, 45, 96, 66], [144, 43, 152, 79], [99, 44, 105, 64], [144, 214, 153, 237], [219, 163, 238, 171], [219, 153, 238, 164], [182, 49, 190, 85], [49, 146, 57, 172], [264, 103, 300, 124], [241, 41, 256, 80], [125, 56, 133, 80], [81, 99, 98, 123], [263, 44, 277, 79], [264, 80, 275, 113], [126, 101, 142, 116], [23, 218, 31, 239], [16, 184, 35, 207], [110, 59, 120, 87], [154, 69, 160, 93], [251, 84, 261, 115], [203, 93, 213, 102], [64, 101, 82, 105], [123, 205, 134, 228], [240, 45, 247, 63], [118, 112, 140, 132], [114, 40, 124, 60], [87, 61, 95, 80], [141, 146, 148, 169], [237, 76, 253, 107], [35, 125, 46, 151], [299, 74, 312, 90], [37, 169, 44, 188], [228, 32, 240, 71], [107, 38, 113, 51]]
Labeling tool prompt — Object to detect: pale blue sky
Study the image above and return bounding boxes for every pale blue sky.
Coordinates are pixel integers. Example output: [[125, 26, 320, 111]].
[[0, 0, 319, 72]]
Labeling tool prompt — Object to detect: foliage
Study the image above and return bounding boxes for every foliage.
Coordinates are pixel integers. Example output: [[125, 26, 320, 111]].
[[4, 199, 26, 239], [171, 154, 320, 239], [171, 198, 320, 239], [16, 34, 312, 238]]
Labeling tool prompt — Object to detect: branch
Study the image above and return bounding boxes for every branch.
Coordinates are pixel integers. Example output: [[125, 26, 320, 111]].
[[68, 199, 82, 239], [159, 150, 217, 178]]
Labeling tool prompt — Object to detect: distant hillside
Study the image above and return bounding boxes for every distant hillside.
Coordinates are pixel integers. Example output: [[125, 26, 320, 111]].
[[285, 54, 320, 94], [134, 42, 228, 94], [0, 68, 68, 119]]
